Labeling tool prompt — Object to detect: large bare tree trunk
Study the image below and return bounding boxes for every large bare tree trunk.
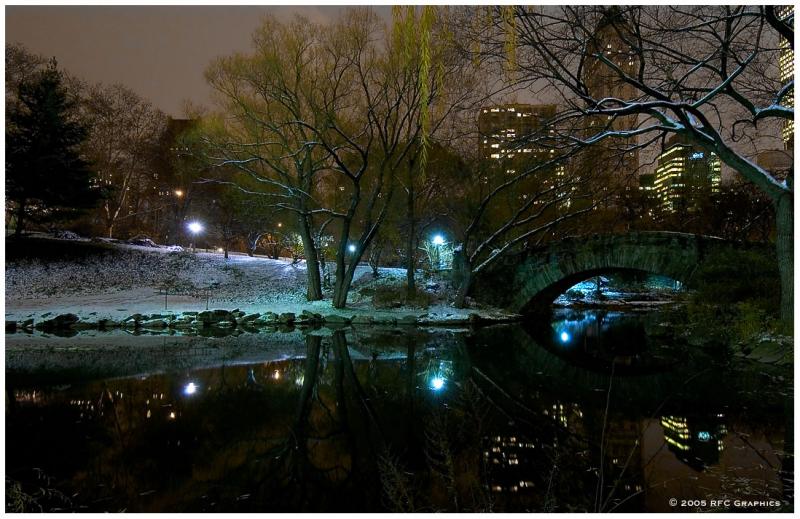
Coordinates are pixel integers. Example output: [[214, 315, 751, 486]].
[[332, 268, 356, 309], [452, 247, 472, 309], [775, 191, 793, 326], [298, 215, 323, 301]]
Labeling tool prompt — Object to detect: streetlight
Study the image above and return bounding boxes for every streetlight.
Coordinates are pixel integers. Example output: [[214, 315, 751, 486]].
[[348, 244, 357, 254], [183, 382, 198, 396], [431, 234, 445, 270], [187, 221, 203, 252], [174, 189, 184, 197]]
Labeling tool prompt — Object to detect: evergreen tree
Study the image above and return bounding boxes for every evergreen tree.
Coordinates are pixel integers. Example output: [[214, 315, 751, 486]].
[[6, 59, 101, 237]]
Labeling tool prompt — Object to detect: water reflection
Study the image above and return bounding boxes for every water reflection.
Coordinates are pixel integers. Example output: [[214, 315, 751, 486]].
[[5, 314, 792, 513]]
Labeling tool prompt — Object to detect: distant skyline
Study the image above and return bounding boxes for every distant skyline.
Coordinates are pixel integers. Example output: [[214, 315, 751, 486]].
[[6, 5, 392, 116]]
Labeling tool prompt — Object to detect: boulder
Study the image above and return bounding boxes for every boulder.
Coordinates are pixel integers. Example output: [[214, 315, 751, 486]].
[[398, 315, 419, 326], [72, 321, 97, 330], [98, 319, 119, 329], [36, 313, 80, 330], [241, 313, 261, 322], [20, 318, 34, 329], [323, 314, 351, 325], [6, 321, 17, 333], [300, 310, 323, 322], [141, 319, 168, 329], [351, 315, 374, 325], [278, 312, 296, 324]]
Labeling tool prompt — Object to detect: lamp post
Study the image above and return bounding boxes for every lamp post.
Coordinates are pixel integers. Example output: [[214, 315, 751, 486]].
[[431, 234, 445, 270], [187, 221, 203, 252]]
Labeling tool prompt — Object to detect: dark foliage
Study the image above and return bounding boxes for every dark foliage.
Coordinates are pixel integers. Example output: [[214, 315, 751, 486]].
[[6, 59, 102, 236]]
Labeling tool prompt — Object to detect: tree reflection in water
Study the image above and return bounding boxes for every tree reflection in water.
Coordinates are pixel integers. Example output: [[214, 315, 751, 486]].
[[5, 315, 793, 512]]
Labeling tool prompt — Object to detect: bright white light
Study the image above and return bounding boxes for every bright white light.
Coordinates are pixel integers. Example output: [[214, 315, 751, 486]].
[[348, 244, 357, 253], [560, 331, 570, 343], [187, 221, 203, 235], [183, 382, 197, 395], [432, 234, 445, 246], [430, 377, 445, 391]]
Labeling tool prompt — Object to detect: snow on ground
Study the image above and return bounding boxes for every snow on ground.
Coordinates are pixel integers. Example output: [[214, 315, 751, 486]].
[[6, 236, 511, 324]]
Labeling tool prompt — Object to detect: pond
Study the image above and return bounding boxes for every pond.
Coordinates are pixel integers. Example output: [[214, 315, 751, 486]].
[[5, 309, 792, 512]]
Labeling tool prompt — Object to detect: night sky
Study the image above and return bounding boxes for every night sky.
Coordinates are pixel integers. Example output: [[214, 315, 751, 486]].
[[6, 5, 392, 116]]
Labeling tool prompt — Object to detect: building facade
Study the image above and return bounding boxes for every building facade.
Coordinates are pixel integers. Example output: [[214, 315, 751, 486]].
[[580, 8, 641, 205], [778, 6, 793, 150], [652, 135, 721, 214]]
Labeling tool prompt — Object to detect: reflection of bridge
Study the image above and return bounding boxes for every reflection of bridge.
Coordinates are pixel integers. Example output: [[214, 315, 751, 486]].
[[472, 232, 770, 313]]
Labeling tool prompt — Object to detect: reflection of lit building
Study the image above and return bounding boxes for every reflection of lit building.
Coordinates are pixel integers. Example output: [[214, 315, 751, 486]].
[[603, 418, 645, 507], [661, 414, 727, 471], [653, 135, 721, 214], [483, 435, 539, 494], [543, 402, 584, 430]]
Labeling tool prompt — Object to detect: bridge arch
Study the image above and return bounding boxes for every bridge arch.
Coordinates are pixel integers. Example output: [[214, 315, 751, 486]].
[[472, 232, 751, 314]]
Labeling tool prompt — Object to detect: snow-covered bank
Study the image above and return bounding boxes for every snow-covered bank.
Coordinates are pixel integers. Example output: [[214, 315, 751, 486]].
[[5, 236, 519, 328]]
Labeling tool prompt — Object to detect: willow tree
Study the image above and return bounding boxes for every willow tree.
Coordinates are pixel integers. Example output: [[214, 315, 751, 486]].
[[390, 6, 486, 299], [468, 6, 793, 323]]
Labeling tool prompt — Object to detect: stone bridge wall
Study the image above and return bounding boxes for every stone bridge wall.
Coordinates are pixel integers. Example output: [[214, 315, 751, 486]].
[[471, 232, 765, 313]]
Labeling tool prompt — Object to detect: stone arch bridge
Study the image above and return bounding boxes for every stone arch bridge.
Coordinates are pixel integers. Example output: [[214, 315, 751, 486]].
[[471, 232, 771, 314]]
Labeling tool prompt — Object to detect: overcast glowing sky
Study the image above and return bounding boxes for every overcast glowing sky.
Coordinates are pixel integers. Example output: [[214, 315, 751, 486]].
[[6, 6, 392, 116]]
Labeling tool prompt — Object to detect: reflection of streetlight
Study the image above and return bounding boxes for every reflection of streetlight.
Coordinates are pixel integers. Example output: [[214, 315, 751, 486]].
[[187, 221, 203, 252]]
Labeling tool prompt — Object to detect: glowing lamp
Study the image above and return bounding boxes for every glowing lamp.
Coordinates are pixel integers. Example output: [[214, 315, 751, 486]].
[[432, 234, 445, 246], [183, 382, 198, 395], [559, 331, 570, 343], [187, 221, 203, 234], [430, 377, 445, 391]]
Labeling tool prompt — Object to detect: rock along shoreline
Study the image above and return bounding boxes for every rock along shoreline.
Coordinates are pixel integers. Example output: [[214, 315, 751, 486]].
[[5, 308, 523, 337]]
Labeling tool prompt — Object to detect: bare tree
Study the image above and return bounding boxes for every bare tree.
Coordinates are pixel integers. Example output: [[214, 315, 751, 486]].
[[462, 6, 793, 321], [82, 83, 167, 238], [203, 8, 480, 308]]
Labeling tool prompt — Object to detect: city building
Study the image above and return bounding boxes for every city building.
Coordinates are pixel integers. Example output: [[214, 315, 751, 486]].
[[478, 103, 573, 207], [778, 6, 793, 150], [579, 8, 641, 204], [652, 135, 721, 214], [478, 103, 558, 161]]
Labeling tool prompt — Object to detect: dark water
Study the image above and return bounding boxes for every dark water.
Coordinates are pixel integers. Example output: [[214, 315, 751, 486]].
[[5, 309, 793, 512]]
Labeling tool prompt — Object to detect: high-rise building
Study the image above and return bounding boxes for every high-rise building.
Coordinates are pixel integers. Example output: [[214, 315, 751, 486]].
[[778, 6, 793, 149], [478, 103, 558, 161], [478, 103, 572, 207], [580, 8, 640, 204], [652, 135, 721, 214]]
